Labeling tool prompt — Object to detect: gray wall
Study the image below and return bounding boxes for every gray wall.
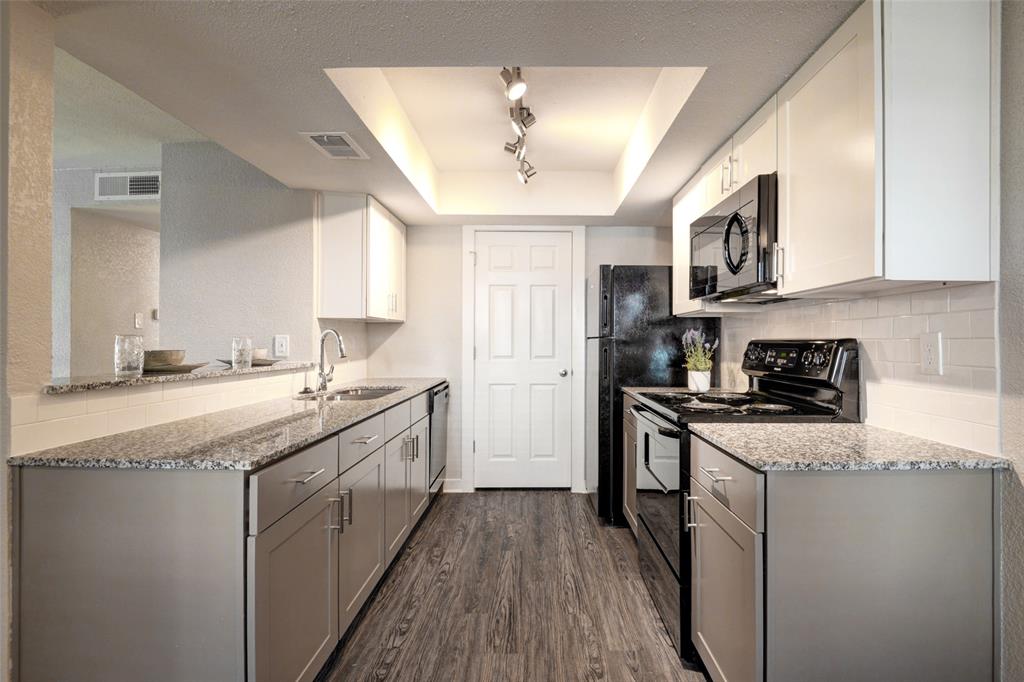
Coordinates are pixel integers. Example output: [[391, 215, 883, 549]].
[[1000, 1, 1024, 676], [586, 225, 672, 272], [160, 141, 317, 363], [70, 209, 159, 376]]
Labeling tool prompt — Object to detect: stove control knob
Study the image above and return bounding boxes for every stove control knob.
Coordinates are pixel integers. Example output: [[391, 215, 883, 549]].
[[745, 346, 762, 362], [801, 350, 814, 366], [812, 351, 827, 367]]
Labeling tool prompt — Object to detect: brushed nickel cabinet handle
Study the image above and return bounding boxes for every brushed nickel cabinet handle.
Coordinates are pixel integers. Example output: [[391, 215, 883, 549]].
[[699, 466, 733, 483], [327, 496, 343, 532], [341, 489, 352, 526], [683, 493, 700, 531], [292, 468, 325, 485], [353, 434, 379, 445]]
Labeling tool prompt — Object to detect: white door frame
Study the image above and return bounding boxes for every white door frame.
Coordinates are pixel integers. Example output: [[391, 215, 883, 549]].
[[455, 225, 586, 493]]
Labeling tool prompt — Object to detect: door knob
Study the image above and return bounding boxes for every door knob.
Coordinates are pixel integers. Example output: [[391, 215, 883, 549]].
[[559, 369, 569, 377]]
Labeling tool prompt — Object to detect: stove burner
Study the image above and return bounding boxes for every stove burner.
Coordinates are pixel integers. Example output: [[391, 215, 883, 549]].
[[638, 392, 697, 406], [700, 392, 754, 406], [743, 402, 796, 415]]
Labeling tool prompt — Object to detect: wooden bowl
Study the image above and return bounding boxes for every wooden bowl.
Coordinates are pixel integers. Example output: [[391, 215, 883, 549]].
[[144, 349, 186, 366]]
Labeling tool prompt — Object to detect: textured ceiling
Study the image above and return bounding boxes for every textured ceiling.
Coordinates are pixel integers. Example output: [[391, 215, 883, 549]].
[[45, 0, 860, 225], [53, 48, 205, 170]]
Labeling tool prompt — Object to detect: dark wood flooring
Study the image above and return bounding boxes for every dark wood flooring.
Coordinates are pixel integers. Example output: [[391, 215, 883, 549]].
[[326, 490, 706, 681]]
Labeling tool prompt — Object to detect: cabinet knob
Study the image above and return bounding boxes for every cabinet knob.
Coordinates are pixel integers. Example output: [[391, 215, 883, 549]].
[[559, 369, 569, 377]]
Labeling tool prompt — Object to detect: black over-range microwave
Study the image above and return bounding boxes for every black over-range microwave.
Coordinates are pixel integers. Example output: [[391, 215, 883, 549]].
[[689, 172, 778, 302]]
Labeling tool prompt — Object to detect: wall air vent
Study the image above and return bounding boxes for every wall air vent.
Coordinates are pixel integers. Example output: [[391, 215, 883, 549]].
[[94, 172, 161, 201], [303, 132, 369, 160]]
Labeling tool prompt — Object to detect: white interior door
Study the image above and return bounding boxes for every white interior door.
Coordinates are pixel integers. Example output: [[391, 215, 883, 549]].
[[474, 231, 573, 488]]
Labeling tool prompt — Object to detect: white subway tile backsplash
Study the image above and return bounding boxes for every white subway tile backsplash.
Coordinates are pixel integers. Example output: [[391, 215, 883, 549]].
[[9, 367, 311, 455], [85, 387, 128, 413], [721, 282, 998, 456], [127, 384, 163, 406], [947, 339, 996, 368], [910, 289, 949, 314], [37, 393, 87, 421]]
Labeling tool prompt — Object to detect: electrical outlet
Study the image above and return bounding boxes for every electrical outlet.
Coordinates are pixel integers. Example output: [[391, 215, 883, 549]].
[[134, 312, 143, 329], [274, 335, 290, 358], [920, 331, 943, 376]]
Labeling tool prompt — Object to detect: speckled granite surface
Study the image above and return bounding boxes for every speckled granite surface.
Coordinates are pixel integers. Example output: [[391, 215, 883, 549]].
[[10, 378, 445, 470], [43, 361, 317, 394], [689, 423, 1010, 472]]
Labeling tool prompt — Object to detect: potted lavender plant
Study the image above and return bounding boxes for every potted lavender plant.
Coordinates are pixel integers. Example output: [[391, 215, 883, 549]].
[[681, 329, 718, 392]]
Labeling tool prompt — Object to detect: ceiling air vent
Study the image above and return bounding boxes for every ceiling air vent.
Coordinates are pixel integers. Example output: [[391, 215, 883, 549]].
[[94, 172, 161, 201], [303, 132, 369, 160]]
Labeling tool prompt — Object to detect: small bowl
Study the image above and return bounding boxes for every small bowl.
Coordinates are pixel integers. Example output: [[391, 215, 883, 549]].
[[252, 347, 269, 360], [144, 349, 186, 366]]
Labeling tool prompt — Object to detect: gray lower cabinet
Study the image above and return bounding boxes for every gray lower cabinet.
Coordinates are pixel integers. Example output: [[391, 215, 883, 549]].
[[247, 481, 340, 682], [384, 416, 432, 563], [622, 403, 638, 534], [338, 446, 386, 636], [409, 416, 430, 520], [689, 476, 763, 682]]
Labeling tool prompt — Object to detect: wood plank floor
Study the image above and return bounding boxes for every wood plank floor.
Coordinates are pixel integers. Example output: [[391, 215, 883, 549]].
[[326, 490, 706, 681]]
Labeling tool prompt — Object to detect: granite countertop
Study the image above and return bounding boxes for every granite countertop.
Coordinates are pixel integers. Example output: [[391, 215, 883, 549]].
[[689, 423, 1010, 472], [44, 361, 317, 395], [10, 378, 446, 471]]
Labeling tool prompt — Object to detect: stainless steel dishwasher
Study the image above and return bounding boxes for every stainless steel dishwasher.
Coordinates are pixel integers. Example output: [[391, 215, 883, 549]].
[[428, 383, 449, 497]]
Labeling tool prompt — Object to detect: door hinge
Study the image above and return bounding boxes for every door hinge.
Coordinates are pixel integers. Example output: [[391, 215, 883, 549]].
[[473, 440, 476, 453], [473, 346, 477, 360], [469, 250, 477, 266]]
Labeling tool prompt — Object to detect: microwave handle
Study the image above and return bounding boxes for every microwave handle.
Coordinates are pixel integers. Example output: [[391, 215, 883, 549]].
[[773, 243, 785, 287]]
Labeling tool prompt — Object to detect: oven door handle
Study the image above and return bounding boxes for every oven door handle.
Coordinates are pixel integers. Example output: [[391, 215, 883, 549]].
[[630, 404, 682, 438], [644, 463, 672, 495]]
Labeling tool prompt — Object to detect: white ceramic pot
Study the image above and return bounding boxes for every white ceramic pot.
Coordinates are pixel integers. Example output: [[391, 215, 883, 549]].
[[687, 370, 711, 392]]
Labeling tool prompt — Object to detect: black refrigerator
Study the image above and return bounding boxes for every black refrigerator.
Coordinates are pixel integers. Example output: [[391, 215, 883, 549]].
[[584, 265, 719, 525]]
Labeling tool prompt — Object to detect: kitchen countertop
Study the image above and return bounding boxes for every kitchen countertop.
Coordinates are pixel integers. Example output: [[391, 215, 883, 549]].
[[689, 423, 1010, 472], [9, 378, 446, 471], [44, 361, 317, 395]]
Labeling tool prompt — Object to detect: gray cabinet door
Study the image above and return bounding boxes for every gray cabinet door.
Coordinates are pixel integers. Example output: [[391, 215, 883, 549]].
[[691, 477, 763, 682], [384, 432, 411, 563], [338, 447, 386, 637], [247, 482, 339, 682], [409, 416, 430, 521]]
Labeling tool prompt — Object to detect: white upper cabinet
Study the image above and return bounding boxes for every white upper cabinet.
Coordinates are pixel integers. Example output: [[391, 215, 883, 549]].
[[319, 193, 406, 322], [776, 0, 995, 297], [731, 96, 778, 189], [703, 140, 734, 209], [776, 2, 878, 296], [671, 177, 706, 316]]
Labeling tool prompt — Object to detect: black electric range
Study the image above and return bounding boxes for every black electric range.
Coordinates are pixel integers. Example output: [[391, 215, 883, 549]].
[[631, 339, 862, 666]]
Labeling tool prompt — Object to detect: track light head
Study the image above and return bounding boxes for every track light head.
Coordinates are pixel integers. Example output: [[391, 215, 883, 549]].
[[503, 141, 518, 154], [520, 108, 536, 129], [499, 66, 527, 101], [516, 160, 537, 184]]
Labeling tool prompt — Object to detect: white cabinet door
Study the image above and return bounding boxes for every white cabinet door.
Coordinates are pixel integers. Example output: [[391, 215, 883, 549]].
[[365, 197, 392, 320], [732, 96, 777, 188], [671, 179, 707, 316], [390, 215, 407, 322], [776, 1, 878, 296], [318, 194, 367, 319], [703, 140, 734, 208]]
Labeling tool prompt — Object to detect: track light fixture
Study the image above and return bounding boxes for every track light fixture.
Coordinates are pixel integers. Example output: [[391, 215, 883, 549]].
[[500, 67, 538, 184], [517, 160, 537, 185], [499, 66, 527, 101]]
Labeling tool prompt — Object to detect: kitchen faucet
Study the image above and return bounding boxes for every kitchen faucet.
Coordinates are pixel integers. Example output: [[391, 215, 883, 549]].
[[317, 328, 346, 393]]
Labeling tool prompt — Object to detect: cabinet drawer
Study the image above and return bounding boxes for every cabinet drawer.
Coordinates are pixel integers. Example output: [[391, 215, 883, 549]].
[[384, 401, 411, 442], [691, 436, 764, 532], [410, 392, 429, 423], [249, 437, 339, 533], [339, 414, 386, 473]]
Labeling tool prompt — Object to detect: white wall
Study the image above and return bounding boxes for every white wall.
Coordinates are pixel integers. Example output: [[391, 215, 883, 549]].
[[70, 209, 160, 376], [160, 141, 322, 363], [367, 225, 462, 479], [720, 283, 999, 454], [586, 225, 672, 271]]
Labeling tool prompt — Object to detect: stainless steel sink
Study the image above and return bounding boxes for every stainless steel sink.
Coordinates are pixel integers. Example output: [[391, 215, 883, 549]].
[[295, 386, 403, 401]]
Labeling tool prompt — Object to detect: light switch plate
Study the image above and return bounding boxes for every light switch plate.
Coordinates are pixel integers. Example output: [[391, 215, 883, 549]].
[[134, 312, 143, 329], [920, 331, 943, 376], [274, 335, 290, 358]]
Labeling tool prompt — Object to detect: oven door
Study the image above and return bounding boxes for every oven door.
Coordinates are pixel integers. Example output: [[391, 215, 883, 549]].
[[690, 173, 776, 301], [632, 405, 682, 576]]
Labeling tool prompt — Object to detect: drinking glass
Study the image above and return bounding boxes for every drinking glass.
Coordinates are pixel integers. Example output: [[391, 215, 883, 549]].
[[114, 335, 144, 377], [232, 336, 253, 370]]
